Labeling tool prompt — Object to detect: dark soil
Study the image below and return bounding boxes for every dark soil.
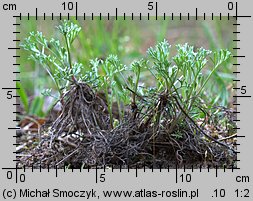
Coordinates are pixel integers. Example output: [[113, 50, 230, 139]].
[[17, 82, 237, 169]]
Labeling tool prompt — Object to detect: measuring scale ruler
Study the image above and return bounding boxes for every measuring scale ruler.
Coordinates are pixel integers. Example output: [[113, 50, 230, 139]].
[[0, 0, 252, 200]]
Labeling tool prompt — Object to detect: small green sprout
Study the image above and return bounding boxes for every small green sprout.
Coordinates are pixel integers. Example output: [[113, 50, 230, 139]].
[[21, 20, 83, 97]]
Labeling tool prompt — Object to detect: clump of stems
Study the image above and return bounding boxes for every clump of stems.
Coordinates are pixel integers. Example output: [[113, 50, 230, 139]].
[[21, 21, 231, 130]]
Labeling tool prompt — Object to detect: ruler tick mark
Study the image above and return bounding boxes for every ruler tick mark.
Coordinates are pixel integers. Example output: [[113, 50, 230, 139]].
[[175, 165, 178, 183], [2, 87, 20, 90], [233, 95, 251, 98], [155, 1, 158, 20], [75, 2, 78, 20], [233, 55, 245, 58], [8, 47, 20, 50]]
